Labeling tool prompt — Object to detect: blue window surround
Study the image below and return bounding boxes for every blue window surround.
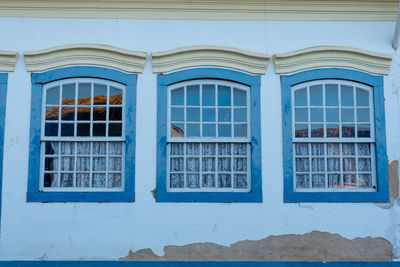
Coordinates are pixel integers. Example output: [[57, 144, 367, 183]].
[[27, 66, 136, 202], [281, 68, 388, 203], [0, 73, 7, 219], [156, 68, 262, 202]]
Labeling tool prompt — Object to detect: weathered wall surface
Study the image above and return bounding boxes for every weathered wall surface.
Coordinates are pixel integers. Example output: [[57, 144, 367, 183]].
[[0, 18, 398, 261]]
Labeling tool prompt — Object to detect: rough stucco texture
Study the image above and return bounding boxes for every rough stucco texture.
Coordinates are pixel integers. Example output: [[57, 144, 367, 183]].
[[120, 231, 392, 261]]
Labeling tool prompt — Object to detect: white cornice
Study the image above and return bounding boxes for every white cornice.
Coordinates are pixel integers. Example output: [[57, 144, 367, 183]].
[[152, 46, 269, 75], [273, 46, 392, 75], [0, 0, 397, 21], [24, 44, 147, 73], [0, 50, 18, 72]]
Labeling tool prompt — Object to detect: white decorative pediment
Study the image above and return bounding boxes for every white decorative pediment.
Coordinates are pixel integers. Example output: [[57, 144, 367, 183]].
[[273, 46, 392, 75], [24, 44, 147, 73], [0, 50, 18, 72], [152, 46, 269, 75]]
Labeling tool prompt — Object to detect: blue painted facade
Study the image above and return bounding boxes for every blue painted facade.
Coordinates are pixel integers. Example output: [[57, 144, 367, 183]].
[[27, 66, 137, 202], [156, 68, 262, 202], [281, 68, 389, 203], [0, 73, 7, 223]]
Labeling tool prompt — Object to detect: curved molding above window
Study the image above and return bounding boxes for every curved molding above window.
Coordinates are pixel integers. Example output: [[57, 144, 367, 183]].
[[152, 46, 269, 75], [24, 44, 147, 73], [273, 46, 392, 75], [0, 50, 18, 72]]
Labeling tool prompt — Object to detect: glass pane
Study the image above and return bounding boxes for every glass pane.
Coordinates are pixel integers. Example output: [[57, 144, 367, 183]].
[[296, 174, 309, 188], [93, 123, 106, 136], [295, 124, 308, 138], [342, 143, 355, 155], [312, 174, 325, 188], [343, 174, 356, 188], [203, 108, 215, 122], [218, 85, 231, 106], [186, 158, 200, 172], [202, 157, 215, 172], [234, 158, 247, 171], [77, 142, 90, 155], [357, 124, 370, 138], [310, 85, 323, 106], [61, 142, 75, 155], [46, 106, 58, 120], [357, 108, 369, 122], [187, 85, 200, 106], [60, 173, 73, 187], [311, 143, 324, 155], [109, 107, 122, 121], [341, 85, 354, 106], [187, 108, 200, 122], [77, 107, 90, 120], [312, 158, 325, 172], [45, 123, 58, 136], [93, 107, 106, 121], [234, 174, 247, 189], [46, 86, 60, 105], [171, 123, 184, 137], [327, 143, 340, 155], [358, 158, 371, 172], [218, 143, 231, 155], [294, 108, 307, 122], [187, 124, 200, 137], [310, 108, 323, 122], [357, 144, 370, 156], [218, 108, 231, 122], [233, 144, 247, 155], [109, 123, 122, 137], [93, 142, 106, 155], [326, 124, 339, 137], [326, 109, 338, 122], [92, 173, 106, 188], [94, 83, 107, 105], [218, 174, 231, 188], [62, 83, 75, 105], [356, 88, 369, 106], [44, 173, 58, 187], [187, 174, 200, 188], [234, 124, 247, 137], [170, 174, 184, 188], [109, 157, 122, 171], [76, 157, 90, 171], [170, 157, 184, 172], [359, 174, 372, 188], [77, 123, 90, 136], [341, 108, 354, 122], [61, 123, 74, 136], [45, 142, 59, 155], [233, 88, 246, 106], [171, 87, 184, 106], [325, 84, 338, 106], [45, 157, 58, 171], [61, 107, 75, 121], [327, 158, 339, 172], [186, 143, 200, 155], [109, 142, 123, 155], [61, 157, 74, 171], [234, 108, 247, 122], [203, 174, 216, 188], [294, 88, 307, 106], [203, 124, 216, 137], [295, 158, 309, 172], [202, 84, 215, 106], [171, 143, 184, 155], [92, 157, 106, 171], [218, 158, 231, 171], [342, 124, 355, 137], [218, 124, 231, 137], [328, 174, 340, 188], [108, 173, 122, 188], [311, 124, 323, 137], [295, 143, 308, 156], [110, 86, 122, 105], [343, 158, 356, 172], [78, 83, 91, 105], [202, 143, 216, 155]]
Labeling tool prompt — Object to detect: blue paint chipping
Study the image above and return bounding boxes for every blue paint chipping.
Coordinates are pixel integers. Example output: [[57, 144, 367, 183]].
[[27, 66, 137, 202], [281, 68, 389, 202], [156, 68, 262, 202], [0, 73, 8, 223]]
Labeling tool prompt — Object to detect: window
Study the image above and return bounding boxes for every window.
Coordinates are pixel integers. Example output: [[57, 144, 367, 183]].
[[281, 68, 388, 202], [27, 66, 137, 202], [156, 68, 262, 202]]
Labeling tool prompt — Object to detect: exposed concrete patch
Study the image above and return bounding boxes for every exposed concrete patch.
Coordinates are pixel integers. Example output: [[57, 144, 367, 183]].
[[120, 231, 392, 261], [376, 160, 399, 209]]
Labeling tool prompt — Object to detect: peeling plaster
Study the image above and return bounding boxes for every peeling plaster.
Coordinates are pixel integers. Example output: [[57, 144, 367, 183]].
[[375, 160, 399, 209], [120, 231, 392, 261]]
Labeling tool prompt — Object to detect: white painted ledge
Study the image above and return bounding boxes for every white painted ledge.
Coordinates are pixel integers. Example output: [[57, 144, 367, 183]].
[[152, 46, 269, 75], [273, 46, 392, 75], [24, 44, 147, 73], [0, 50, 18, 72]]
